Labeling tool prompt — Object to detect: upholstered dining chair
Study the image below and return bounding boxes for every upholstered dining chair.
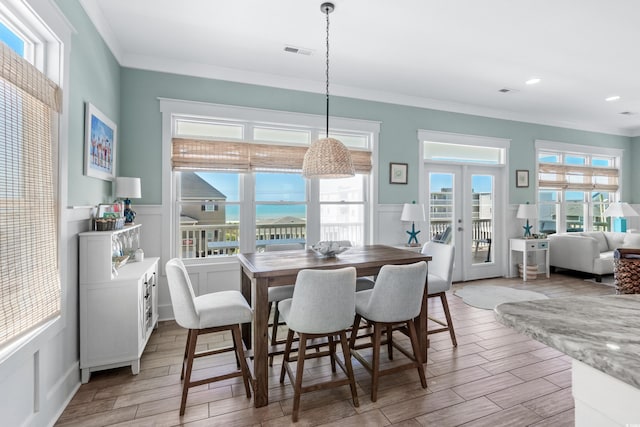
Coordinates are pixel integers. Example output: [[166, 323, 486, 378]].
[[349, 261, 428, 402], [421, 241, 457, 346], [278, 267, 359, 422], [165, 258, 253, 416], [265, 243, 305, 366]]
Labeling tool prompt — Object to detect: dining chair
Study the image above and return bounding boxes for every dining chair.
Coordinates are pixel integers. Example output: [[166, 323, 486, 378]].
[[336, 240, 376, 291], [165, 258, 253, 416], [265, 243, 305, 366], [349, 261, 428, 402], [278, 267, 359, 422], [421, 241, 457, 346]]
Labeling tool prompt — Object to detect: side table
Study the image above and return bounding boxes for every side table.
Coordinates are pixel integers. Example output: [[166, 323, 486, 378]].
[[509, 238, 550, 281]]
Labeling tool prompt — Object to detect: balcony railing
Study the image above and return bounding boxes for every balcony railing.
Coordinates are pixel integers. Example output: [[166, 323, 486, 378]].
[[180, 218, 498, 259], [180, 222, 363, 258]]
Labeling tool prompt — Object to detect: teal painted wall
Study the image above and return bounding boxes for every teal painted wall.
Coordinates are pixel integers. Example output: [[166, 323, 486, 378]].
[[119, 68, 631, 205], [57, 0, 120, 206]]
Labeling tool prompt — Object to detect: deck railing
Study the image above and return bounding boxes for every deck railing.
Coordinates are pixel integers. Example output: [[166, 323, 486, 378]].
[[180, 219, 494, 258]]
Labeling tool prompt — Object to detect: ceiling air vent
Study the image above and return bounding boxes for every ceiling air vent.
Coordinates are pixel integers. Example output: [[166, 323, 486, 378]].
[[498, 88, 518, 94], [620, 111, 636, 115], [284, 45, 313, 56]]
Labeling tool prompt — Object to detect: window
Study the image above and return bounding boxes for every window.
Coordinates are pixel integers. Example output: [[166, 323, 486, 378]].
[[164, 104, 378, 259], [0, 28, 61, 346], [536, 141, 621, 234]]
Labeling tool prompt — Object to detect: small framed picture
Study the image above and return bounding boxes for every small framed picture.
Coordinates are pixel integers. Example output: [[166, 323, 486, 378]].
[[516, 170, 529, 188], [390, 162, 408, 184]]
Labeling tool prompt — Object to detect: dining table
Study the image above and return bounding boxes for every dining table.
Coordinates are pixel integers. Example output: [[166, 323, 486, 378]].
[[237, 244, 432, 408]]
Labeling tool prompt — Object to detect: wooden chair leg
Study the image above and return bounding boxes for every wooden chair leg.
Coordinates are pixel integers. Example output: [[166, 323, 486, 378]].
[[180, 329, 198, 416], [440, 293, 457, 347], [231, 325, 252, 398], [328, 335, 336, 372], [339, 330, 359, 408], [349, 314, 362, 348], [181, 329, 192, 380], [280, 329, 295, 384], [269, 302, 280, 367], [406, 319, 427, 388], [386, 325, 393, 360], [371, 323, 382, 402], [291, 333, 307, 423]]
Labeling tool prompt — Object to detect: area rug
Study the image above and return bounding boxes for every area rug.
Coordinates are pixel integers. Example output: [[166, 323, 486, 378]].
[[454, 285, 549, 310]]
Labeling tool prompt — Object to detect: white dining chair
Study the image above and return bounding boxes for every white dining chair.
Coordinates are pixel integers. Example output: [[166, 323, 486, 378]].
[[349, 261, 428, 402], [422, 240, 457, 346], [165, 258, 253, 416], [278, 267, 359, 422]]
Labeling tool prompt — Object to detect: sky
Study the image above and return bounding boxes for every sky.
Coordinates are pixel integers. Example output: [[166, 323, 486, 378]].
[[0, 22, 24, 56]]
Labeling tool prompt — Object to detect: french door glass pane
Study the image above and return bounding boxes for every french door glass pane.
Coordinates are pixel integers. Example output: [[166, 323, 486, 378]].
[[471, 174, 493, 264], [429, 173, 453, 242]]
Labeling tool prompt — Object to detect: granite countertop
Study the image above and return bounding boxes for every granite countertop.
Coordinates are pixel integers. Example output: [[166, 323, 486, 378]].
[[494, 294, 640, 390]]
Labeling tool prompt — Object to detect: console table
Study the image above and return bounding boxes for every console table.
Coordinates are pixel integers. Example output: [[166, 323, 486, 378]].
[[509, 238, 550, 281]]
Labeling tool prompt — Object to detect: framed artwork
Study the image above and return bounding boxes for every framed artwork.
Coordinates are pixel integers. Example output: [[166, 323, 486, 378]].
[[84, 102, 117, 181], [389, 162, 408, 184], [516, 169, 529, 188]]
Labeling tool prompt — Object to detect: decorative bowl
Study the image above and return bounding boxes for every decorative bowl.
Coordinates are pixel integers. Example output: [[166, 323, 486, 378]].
[[310, 241, 350, 258]]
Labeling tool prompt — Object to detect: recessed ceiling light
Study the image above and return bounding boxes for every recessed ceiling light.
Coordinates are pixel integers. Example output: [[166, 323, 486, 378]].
[[605, 95, 621, 102], [525, 78, 541, 85]]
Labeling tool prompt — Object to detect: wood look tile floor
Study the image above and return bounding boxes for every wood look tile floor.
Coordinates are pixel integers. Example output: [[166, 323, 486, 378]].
[[57, 273, 615, 426]]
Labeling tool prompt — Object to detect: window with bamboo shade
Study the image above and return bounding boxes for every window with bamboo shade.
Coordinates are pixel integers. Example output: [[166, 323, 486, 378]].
[[0, 41, 61, 347]]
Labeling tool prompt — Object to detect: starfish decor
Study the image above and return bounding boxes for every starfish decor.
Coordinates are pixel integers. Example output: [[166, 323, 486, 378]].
[[406, 222, 421, 245], [523, 220, 533, 237]]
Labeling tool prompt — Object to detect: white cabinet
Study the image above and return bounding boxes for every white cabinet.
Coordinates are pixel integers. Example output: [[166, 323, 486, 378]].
[[79, 224, 160, 383]]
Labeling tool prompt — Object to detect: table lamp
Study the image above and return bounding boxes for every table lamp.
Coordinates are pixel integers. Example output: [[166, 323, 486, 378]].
[[115, 177, 142, 224], [516, 203, 537, 238], [401, 201, 426, 246], [603, 202, 639, 232]]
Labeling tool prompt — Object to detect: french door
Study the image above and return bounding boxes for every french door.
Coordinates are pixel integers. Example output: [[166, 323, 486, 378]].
[[426, 164, 504, 281]]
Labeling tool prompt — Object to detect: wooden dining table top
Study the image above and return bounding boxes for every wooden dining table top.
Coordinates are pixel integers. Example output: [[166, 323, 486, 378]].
[[237, 244, 432, 281]]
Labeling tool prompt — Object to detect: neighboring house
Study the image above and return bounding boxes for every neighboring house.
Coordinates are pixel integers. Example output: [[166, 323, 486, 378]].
[[179, 172, 227, 225]]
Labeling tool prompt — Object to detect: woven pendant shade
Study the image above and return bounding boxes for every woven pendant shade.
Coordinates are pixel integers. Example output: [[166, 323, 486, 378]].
[[302, 137, 355, 178]]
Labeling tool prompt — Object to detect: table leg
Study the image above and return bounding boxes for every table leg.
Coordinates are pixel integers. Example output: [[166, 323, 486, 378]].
[[240, 269, 252, 349], [252, 277, 269, 408]]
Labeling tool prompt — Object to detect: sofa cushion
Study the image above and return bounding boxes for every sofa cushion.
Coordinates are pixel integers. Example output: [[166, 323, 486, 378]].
[[623, 233, 640, 248], [581, 231, 608, 253], [605, 232, 626, 251]]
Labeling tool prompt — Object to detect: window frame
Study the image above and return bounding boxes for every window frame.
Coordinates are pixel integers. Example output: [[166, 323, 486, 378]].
[[161, 99, 379, 265], [0, 0, 67, 369], [535, 140, 623, 234]]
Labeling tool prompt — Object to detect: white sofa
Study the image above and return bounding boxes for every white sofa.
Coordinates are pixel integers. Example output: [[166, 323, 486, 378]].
[[548, 231, 640, 281]]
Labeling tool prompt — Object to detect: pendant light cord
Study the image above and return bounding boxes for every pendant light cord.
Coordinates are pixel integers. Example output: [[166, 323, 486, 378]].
[[325, 5, 330, 138]]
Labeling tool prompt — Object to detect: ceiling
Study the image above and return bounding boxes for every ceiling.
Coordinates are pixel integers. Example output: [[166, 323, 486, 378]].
[[80, 0, 640, 136]]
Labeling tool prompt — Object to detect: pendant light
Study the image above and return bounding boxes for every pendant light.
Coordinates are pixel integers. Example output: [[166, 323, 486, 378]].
[[302, 2, 355, 179]]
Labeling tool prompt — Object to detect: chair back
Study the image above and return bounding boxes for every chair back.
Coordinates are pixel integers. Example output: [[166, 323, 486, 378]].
[[364, 261, 427, 322], [165, 258, 199, 329], [422, 241, 455, 290], [286, 267, 356, 334], [265, 243, 304, 251]]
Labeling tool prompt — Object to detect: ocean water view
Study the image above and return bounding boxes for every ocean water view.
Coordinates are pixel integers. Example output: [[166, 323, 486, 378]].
[[223, 205, 306, 223]]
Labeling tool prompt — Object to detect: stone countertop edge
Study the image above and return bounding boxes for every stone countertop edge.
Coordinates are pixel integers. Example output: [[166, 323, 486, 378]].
[[494, 294, 640, 390]]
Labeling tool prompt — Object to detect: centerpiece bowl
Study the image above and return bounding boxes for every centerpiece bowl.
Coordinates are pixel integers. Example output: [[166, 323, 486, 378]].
[[310, 241, 350, 258]]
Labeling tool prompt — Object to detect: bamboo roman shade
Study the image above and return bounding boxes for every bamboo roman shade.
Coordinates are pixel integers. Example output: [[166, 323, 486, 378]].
[[172, 138, 372, 173], [0, 42, 61, 346], [538, 163, 619, 191]]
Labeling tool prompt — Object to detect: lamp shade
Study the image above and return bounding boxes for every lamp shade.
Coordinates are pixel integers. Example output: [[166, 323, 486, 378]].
[[302, 137, 355, 178], [516, 203, 537, 219], [400, 203, 426, 222], [603, 202, 639, 217], [115, 177, 142, 199]]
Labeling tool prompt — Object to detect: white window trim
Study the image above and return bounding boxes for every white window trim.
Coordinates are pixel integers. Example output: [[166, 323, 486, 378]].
[[160, 98, 380, 265], [535, 140, 623, 233]]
